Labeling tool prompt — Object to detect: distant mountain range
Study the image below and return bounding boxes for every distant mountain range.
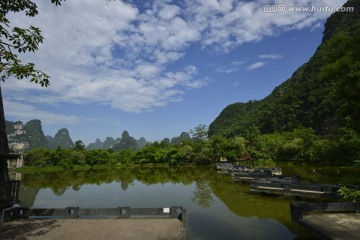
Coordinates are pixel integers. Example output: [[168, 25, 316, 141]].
[[5, 119, 191, 153], [6, 120, 74, 152]]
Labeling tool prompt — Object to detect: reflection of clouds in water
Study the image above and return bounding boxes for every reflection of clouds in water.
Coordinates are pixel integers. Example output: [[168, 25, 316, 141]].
[[188, 211, 295, 240]]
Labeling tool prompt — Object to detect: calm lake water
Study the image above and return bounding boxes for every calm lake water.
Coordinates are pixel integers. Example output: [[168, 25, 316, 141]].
[[16, 165, 360, 240]]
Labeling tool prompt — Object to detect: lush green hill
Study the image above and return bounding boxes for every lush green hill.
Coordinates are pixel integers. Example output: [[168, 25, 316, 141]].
[[25, 120, 48, 148], [49, 128, 75, 149], [209, 0, 360, 138], [208, 101, 260, 137]]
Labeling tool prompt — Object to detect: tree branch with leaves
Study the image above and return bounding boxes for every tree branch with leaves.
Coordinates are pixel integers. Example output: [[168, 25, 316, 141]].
[[0, 0, 64, 86]]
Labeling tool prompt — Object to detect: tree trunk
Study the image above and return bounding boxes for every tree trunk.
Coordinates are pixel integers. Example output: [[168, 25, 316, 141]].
[[0, 84, 9, 183]]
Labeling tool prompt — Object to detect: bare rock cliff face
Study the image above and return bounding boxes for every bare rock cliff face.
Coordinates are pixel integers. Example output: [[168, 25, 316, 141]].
[[6, 119, 48, 153], [6, 121, 31, 153]]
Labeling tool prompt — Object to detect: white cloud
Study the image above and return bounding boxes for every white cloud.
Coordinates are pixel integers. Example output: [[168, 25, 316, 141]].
[[186, 0, 347, 51], [215, 61, 245, 73], [5, 0, 207, 113], [4, 0, 347, 113], [135, 64, 162, 79], [4, 99, 80, 125], [158, 4, 181, 20], [247, 62, 267, 70], [154, 51, 184, 65], [233, 80, 244, 87], [259, 54, 282, 59]]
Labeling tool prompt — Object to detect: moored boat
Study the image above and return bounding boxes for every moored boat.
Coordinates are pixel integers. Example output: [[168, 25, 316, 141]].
[[249, 182, 358, 199]]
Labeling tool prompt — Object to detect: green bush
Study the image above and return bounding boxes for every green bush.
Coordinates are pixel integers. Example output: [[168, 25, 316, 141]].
[[337, 186, 360, 202]]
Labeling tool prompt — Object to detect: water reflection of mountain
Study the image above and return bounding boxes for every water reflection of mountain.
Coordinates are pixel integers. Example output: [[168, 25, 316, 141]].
[[18, 166, 210, 208], [18, 165, 360, 228], [52, 187, 67, 196], [121, 181, 129, 191], [18, 184, 40, 208]]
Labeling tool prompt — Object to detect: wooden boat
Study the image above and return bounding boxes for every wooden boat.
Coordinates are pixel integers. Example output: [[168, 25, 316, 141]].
[[229, 164, 252, 173], [250, 182, 356, 199], [258, 167, 282, 176], [232, 172, 272, 183], [230, 166, 282, 176], [254, 175, 300, 183], [214, 162, 234, 171], [232, 173, 299, 184]]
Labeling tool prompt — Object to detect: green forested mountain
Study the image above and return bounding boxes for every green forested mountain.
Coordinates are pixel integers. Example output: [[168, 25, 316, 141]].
[[171, 132, 191, 144], [208, 101, 260, 137], [113, 131, 138, 151], [25, 120, 48, 148], [209, 0, 360, 138], [49, 128, 74, 149]]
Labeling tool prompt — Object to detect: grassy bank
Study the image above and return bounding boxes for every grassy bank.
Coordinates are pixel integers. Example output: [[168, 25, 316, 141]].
[[15, 162, 176, 173], [16, 166, 64, 173]]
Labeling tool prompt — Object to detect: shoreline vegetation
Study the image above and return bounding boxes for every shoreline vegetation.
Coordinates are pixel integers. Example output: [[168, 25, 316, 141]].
[[14, 160, 358, 174], [16, 127, 359, 171], [16, 163, 174, 173], [14, 129, 359, 202]]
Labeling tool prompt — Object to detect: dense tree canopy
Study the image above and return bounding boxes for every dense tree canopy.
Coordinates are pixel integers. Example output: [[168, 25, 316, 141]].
[[25, 124, 358, 169], [190, 124, 208, 141]]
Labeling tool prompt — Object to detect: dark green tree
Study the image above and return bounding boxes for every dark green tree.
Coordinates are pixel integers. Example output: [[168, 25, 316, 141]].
[[190, 124, 208, 141], [74, 140, 85, 151], [26, 147, 50, 167]]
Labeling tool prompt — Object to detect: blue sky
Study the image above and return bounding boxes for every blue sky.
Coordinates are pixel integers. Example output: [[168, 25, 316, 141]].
[[3, 0, 348, 145]]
